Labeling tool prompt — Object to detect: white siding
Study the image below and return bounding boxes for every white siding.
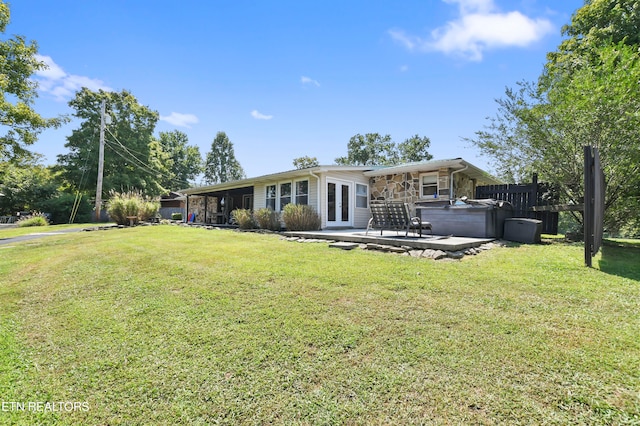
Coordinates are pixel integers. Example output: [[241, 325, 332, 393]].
[[253, 176, 319, 213], [318, 171, 371, 229]]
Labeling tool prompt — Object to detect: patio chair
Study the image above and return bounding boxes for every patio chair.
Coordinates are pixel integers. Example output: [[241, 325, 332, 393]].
[[366, 200, 391, 235], [366, 201, 432, 237]]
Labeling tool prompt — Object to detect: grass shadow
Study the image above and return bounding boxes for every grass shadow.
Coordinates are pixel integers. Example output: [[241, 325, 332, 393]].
[[598, 241, 640, 281]]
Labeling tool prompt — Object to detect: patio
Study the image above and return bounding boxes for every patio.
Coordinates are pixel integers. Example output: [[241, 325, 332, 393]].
[[282, 229, 495, 252]]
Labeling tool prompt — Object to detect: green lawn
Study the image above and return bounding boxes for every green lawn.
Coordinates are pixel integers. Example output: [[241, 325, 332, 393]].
[[0, 226, 638, 425]]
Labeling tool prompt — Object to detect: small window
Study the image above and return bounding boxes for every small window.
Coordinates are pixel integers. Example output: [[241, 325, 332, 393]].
[[295, 180, 308, 205], [266, 185, 276, 210], [356, 183, 368, 208], [280, 182, 292, 210], [421, 174, 438, 198]]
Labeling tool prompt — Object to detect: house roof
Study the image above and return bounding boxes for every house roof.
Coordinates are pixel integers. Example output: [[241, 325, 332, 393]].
[[182, 159, 501, 195], [363, 158, 503, 185], [182, 165, 380, 195]]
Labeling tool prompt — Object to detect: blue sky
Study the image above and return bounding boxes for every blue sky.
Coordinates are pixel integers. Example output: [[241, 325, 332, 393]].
[[8, 0, 584, 180]]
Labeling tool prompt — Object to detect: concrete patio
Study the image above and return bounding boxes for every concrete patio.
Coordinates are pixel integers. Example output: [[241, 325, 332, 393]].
[[282, 229, 494, 251]]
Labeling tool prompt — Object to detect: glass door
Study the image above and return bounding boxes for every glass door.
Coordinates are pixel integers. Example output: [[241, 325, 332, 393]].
[[327, 179, 352, 227]]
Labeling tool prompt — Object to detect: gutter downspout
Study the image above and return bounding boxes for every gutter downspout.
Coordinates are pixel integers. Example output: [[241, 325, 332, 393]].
[[450, 164, 469, 201]]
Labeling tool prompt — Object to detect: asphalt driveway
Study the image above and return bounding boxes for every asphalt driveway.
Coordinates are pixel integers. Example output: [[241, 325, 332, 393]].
[[0, 227, 85, 245]]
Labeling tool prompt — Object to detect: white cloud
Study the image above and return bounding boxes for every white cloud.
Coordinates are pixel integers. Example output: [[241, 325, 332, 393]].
[[301, 76, 320, 87], [251, 110, 273, 120], [34, 55, 113, 101], [160, 112, 199, 128], [389, 0, 554, 61]]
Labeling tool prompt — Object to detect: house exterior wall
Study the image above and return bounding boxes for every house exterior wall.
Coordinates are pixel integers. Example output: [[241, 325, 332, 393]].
[[253, 175, 319, 214], [186, 196, 218, 223], [369, 168, 478, 214], [318, 171, 371, 229]]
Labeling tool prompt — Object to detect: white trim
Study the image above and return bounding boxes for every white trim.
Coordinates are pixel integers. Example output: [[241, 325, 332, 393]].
[[419, 172, 439, 199], [355, 182, 369, 209], [326, 178, 354, 227], [294, 178, 310, 205]]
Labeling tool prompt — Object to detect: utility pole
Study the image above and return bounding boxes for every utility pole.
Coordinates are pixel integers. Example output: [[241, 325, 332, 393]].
[[95, 99, 106, 222]]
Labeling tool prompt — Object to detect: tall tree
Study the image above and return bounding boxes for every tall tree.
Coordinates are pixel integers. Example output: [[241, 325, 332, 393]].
[[470, 0, 640, 234], [157, 130, 202, 190], [0, 1, 66, 164], [398, 134, 433, 163], [335, 133, 398, 166], [335, 133, 433, 165], [57, 89, 165, 197], [203, 131, 245, 184]]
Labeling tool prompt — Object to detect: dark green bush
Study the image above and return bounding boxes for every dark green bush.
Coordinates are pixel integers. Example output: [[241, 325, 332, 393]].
[[253, 208, 281, 231], [171, 212, 183, 221], [37, 193, 92, 224], [231, 209, 256, 229], [281, 204, 321, 231]]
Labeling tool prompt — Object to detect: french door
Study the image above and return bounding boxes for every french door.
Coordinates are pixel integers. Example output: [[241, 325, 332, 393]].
[[326, 179, 352, 227]]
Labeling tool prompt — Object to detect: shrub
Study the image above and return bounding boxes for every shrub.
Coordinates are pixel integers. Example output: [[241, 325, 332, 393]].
[[232, 209, 256, 230], [171, 213, 183, 221], [253, 208, 281, 231], [17, 213, 49, 227], [107, 191, 160, 226], [281, 204, 321, 231], [36, 193, 93, 224], [139, 201, 159, 221]]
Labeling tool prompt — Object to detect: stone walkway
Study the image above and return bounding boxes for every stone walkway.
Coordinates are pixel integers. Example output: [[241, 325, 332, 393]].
[[282, 229, 508, 260]]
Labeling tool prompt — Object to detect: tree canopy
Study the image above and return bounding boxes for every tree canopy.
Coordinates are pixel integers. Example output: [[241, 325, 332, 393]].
[[157, 130, 202, 190], [57, 89, 166, 198], [470, 0, 640, 235], [335, 133, 433, 166], [292, 156, 319, 169], [0, 1, 66, 164], [203, 131, 245, 184]]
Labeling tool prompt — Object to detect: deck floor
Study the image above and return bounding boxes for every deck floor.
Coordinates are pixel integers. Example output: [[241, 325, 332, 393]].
[[283, 229, 494, 251]]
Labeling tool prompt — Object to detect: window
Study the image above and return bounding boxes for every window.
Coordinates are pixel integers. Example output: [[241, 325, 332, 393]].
[[266, 185, 276, 210], [356, 183, 368, 208], [243, 194, 253, 210], [280, 182, 291, 210], [295, 180, 309, 205], [420, 173, 438, 198]]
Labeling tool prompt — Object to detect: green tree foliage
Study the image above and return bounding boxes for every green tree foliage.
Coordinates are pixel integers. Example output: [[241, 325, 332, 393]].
[[547, 0, 640, 78], [0, 1, 66, 163], [157, 130, 202, 190], [470, 0, 640, 235], [57, 89, 166, 197], [203, 131, 245, 184], [292, 156, 319, 169], [398, 134, 434, 163], [0, 161, 58, 215], [335, 133, 397, 166], [335, 133, 433, 166], [0, 160, 92, 223]]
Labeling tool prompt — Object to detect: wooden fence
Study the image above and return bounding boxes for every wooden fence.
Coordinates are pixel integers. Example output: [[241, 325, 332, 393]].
[[476, 174, 560, 234]]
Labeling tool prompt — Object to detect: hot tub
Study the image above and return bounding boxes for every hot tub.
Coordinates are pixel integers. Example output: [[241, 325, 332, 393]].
[[417, 200, 512, 238]]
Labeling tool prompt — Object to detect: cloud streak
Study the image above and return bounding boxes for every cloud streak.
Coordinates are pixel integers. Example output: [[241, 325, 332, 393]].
[[251, 110, 273, 120], [160, 112, 199, 128], [34, 55, 113, 101], [301, 76, 320, 87], [389, 0, 554, 61]]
